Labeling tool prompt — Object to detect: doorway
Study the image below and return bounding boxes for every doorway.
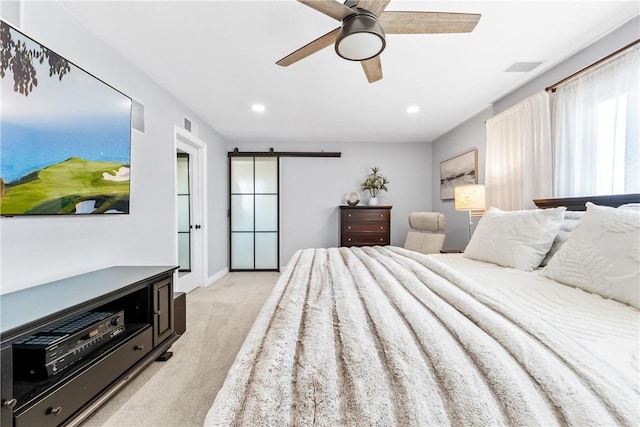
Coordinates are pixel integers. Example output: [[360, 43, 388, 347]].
[[174, 126, 207, 293]]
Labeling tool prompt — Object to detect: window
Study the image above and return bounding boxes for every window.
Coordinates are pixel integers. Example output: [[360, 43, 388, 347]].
[[552, 44, 639, 197]]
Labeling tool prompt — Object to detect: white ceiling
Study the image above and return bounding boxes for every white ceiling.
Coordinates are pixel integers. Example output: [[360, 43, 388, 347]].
[[59, 0, 638, 145]]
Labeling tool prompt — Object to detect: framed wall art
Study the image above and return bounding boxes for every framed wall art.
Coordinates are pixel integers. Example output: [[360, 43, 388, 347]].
[[440, 148, 478, 200]]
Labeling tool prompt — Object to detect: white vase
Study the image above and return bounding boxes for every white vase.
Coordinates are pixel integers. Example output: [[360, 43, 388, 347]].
[[368, 196, 379, 206]]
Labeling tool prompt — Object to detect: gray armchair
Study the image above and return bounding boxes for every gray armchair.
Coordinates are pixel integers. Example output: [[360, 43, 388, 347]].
[[404, 212, 446, 254]]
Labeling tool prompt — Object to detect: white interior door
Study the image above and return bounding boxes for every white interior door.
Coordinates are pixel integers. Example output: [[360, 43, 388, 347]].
[[174, 126, 207, 293]]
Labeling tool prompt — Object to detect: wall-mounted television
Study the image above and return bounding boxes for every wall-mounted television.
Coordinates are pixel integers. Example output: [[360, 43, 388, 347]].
[[0, 20, 132, 216]]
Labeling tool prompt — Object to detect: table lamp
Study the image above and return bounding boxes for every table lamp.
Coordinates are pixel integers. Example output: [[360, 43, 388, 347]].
[[455, 184, 485, 239]]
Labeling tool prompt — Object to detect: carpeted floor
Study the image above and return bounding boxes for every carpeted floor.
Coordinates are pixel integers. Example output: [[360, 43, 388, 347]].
[[81, 271, 279, 427]]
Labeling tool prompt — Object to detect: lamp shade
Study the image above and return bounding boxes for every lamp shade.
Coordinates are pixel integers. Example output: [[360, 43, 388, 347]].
[[335, 11, 386, 61], [454, 184, 485, 211]]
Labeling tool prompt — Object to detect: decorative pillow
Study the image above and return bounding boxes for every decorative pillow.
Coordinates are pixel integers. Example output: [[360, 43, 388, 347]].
[[542, 202, 640, 308], [463, 206, 566, 271], [540, 211, 585, 266]]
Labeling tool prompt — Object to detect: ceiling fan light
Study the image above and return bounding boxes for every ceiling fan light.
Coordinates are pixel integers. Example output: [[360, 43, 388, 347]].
[[335, 11, 386, 61]]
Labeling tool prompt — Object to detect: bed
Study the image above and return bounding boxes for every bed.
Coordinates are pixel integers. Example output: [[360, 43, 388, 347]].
[[205, 195, 640, 426]]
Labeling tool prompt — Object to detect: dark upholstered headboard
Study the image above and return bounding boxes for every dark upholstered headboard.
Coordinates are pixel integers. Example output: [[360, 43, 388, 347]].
[[534, 194, 640, 210]]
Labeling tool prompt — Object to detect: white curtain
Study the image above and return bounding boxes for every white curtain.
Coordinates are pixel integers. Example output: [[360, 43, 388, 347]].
[[553, 44, 639, 197], [485, 91, 552, 210]]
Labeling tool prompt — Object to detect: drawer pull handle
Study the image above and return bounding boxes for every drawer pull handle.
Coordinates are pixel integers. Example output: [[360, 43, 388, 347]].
[[134, 345, 145, 351], [380, 239, 384, 241], [348, 226, 351, 229], [348, 214, 351, 217], [348, 238, 351, 241], [2, 398, 17, 409], [380, 226, 383, 229], [47, 406, 62, 416]]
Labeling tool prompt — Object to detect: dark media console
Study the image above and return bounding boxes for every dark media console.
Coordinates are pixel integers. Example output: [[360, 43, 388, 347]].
[[0, 266, 181, 427]]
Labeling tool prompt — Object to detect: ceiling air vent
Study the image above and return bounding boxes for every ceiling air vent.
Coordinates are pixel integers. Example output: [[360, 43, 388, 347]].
[[505, 62, 542, 72]]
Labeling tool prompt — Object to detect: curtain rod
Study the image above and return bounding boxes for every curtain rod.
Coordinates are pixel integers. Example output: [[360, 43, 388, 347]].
[[545, 39, 639, 93], [228, 147, 341, 158]]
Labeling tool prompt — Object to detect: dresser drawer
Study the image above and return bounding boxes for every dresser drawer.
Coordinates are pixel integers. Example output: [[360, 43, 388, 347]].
[[342, 209, 389, 223], [343, 233, 390, 246], [343, 222, 389, 233], [14, 326, 152, 427]]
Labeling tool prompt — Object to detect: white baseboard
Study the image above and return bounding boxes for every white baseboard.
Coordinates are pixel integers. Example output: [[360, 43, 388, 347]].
[[206, 267, 229, 287]]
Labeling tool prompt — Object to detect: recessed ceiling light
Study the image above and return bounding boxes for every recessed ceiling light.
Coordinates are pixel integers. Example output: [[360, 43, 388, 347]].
[[251, 104, 266, 113], [406, 106, 420, 114]]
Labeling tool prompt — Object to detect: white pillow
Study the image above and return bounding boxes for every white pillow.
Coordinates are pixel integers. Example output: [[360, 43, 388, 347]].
[[542, 202, 640, 308], [463, 206, 566, 271], [540, 211, 585, 266]]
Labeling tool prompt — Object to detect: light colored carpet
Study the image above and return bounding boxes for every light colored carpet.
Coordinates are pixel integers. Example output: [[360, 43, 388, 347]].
[[81, 271, 279, 427]]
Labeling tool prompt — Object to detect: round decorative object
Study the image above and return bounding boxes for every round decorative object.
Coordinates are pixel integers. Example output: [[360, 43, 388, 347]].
[[346, 191, 360, 206]]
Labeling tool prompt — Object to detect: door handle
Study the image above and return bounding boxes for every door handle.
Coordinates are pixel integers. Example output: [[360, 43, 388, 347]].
[[195, 224, 202, 229]]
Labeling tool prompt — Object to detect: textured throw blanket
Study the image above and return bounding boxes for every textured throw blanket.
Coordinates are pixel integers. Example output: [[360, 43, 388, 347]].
[[205, 246, 639, 426]]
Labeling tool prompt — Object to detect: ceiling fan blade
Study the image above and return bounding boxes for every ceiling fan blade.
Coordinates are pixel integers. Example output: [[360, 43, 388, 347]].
[[380, 11, 481, 34], [298, 0, 355, 21], [361, 56, 383, 83], [355, 0, 390, 17], [276, 28, 340, 67]]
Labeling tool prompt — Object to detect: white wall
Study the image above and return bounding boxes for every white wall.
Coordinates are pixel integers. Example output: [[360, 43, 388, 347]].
[[0, 2, 229, 293], [206, 137, 230, 281], [431, 108, 492, 251], [431, 16, 639, 251], [228, 141, 432, 265]]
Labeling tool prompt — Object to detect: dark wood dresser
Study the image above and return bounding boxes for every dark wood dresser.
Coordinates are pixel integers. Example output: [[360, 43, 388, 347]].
[[339, 206, 392, 247]]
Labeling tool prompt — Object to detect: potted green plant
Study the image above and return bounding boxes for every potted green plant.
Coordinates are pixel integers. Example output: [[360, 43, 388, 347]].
[[360, 166, 389, 206]]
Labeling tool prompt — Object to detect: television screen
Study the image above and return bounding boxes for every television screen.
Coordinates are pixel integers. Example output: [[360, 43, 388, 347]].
[[0, 20, 132, 215]]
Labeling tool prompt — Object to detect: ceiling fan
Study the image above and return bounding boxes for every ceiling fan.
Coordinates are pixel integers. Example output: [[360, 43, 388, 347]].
[[276, 0, 481, 83]]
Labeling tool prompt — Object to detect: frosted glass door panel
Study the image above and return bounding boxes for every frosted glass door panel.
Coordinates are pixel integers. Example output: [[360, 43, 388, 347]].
[[231, 195, 254, 231], [255, 233, 278, 269], [177, 195, 190, 232], [178, 233, 190, 270], [255, 195, 278, 231], [254, 158, 278, 193], [231, 158, 254, 194], [232, 234, 254, 270], [177, 157, 189, 193]]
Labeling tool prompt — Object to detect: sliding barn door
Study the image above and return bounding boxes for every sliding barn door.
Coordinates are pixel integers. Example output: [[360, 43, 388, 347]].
[[229, 156, 279, 271]]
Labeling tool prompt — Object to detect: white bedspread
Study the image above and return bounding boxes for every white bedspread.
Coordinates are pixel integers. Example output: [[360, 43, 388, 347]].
[[205, 246, 640, 426]]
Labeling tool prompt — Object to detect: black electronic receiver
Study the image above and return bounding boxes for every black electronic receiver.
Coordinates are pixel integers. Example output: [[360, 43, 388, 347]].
[[13, 310, 125, 381]]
